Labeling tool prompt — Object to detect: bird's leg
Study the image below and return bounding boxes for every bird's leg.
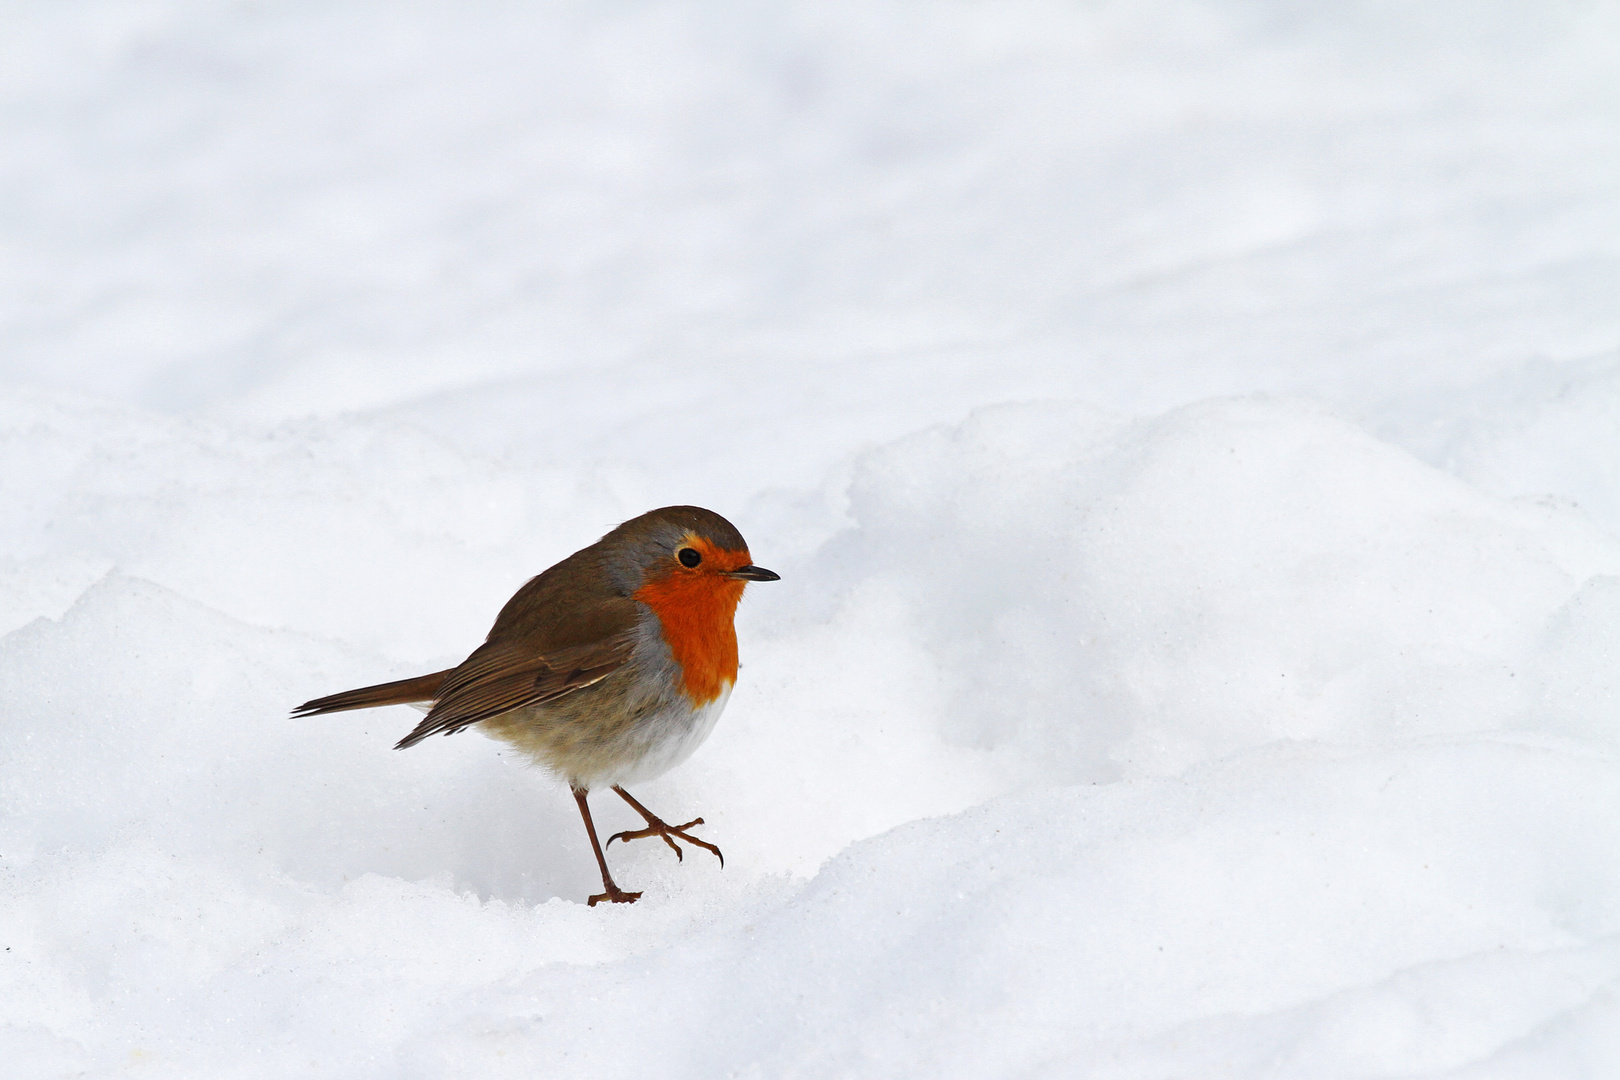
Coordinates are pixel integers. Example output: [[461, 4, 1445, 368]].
[[605, 785, 724, 867], [573, 787, 641, 906]]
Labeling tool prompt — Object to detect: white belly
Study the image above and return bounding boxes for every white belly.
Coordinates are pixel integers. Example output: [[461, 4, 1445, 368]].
[[600, 681, 732, 788]]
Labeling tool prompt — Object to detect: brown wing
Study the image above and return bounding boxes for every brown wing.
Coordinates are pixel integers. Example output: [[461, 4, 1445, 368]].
[[295, 547, 642, 746], [393, 594, 642, 749], [292, 670, 451, 717], [393, 634, 634, 747]]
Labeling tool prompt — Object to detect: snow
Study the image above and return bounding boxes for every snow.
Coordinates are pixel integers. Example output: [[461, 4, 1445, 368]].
[[2, 1, 1618, 1076]]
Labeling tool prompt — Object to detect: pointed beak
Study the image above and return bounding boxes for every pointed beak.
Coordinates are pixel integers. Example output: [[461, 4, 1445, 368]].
[[727, 565, 781, 582]]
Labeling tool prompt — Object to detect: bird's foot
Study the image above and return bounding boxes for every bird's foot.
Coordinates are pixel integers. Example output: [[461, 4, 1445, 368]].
[[587, 884, 643, 907], [607, 814, 724, 867]]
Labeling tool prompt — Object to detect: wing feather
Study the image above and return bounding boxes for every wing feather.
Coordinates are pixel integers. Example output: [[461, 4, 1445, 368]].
[[394, 618, 638, 748]]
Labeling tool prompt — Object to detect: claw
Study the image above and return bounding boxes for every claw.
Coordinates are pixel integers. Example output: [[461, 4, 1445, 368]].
[[608, 828, 684, 860], [603, 788, 725, 868], [587, 886, 643, 907]]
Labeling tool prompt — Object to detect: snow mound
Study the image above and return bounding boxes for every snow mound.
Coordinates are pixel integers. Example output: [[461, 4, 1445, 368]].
[[808, 397, 1619, 778], [401, 741, 1620, 1080]]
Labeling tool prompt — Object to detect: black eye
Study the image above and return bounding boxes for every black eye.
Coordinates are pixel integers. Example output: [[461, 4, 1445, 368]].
[[678, 547, 701, 568]]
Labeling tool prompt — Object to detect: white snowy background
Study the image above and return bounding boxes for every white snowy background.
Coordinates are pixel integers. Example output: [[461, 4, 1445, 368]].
[[3, 1, 1619, 1076]]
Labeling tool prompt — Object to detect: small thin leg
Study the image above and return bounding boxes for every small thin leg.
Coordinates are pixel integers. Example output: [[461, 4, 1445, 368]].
[[574, 787, 641, 906], [606, 785, 724, 868]]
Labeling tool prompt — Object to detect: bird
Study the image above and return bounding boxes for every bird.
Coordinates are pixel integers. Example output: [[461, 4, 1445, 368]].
[[292, 505, 779, 906]]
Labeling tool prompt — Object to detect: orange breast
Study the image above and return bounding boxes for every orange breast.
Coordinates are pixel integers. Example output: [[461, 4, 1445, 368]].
[[633, 540, 748, 705]]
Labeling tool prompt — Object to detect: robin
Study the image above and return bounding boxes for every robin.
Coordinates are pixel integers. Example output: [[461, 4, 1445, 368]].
[[292, 505, 779, 906]]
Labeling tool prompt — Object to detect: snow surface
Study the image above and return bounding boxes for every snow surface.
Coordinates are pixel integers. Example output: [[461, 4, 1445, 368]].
[[3, 1, 1619, 1076]]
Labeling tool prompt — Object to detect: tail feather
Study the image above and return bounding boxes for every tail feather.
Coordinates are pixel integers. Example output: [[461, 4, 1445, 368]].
[[292, 670, 451, 718]]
